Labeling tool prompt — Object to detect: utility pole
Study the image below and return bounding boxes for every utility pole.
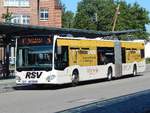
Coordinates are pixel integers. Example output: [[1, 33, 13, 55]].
[[112, 0, 122, 31]]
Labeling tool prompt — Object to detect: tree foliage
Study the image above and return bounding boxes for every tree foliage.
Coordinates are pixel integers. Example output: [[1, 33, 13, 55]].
[[115, 2, 150, 39], [2, 8, 13, 23], [74, 0, 115, 31], [73, 0, 150, 39], [62, 5, 74, 28]]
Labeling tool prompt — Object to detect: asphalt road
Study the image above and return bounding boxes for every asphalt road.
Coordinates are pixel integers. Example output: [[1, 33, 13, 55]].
[[0, 65, 150, 113]]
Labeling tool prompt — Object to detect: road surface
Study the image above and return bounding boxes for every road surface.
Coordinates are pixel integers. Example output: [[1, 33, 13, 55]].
[[0, 65, 150, 113]]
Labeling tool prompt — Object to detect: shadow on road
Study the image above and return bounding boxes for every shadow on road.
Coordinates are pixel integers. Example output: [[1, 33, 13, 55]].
[[13, 74, 143, 91], [58, 89, 150, 113]]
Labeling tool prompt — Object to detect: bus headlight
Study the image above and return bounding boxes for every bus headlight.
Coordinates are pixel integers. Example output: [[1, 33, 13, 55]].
[[16, 76, 21, 82], [46, 75, 56, 82]]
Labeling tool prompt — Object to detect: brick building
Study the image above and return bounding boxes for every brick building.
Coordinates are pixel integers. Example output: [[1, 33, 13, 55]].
[[0, 0, 62, 27], [0, 0, 62, 65]]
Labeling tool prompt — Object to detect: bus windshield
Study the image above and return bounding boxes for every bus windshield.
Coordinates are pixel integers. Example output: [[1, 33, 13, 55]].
[[16, 45, 53, 71]]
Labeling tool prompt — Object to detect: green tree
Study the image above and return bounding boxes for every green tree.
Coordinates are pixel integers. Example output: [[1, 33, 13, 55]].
[[73, 0, 150, 39], [2, 7, 13, 23], [116, 1, 150, 39], [74, 0, 115, 31], [62, 5, 74, 28]]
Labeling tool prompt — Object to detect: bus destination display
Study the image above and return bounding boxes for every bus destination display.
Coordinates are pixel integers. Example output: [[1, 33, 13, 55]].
[[18, 37, 53, 45]]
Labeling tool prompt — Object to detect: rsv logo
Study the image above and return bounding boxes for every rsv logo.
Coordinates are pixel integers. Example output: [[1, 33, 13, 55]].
[[25, 72, 42, 79]]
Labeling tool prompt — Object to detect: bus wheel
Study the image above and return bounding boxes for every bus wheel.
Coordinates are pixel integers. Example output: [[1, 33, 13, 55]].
[[107, 67, 112, 81], [71, 70, 79, 86], [133, 65, 137, 76]]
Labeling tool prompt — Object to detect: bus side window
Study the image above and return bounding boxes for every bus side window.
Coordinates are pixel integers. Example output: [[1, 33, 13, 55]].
[[97, 47, 114, 65], [55, 46, 69, 70], [140, 49, 145, 58], [97, 49, 105, 65], [62, 46, 68, 62], [122, 48, 126, 63]]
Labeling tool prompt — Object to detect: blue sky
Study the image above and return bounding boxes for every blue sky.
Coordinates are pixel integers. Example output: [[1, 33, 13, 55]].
[[61, 0, 150, 32]]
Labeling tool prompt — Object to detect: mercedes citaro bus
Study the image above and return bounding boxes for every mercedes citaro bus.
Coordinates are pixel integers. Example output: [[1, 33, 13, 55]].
[[15, 34, 145, 85]]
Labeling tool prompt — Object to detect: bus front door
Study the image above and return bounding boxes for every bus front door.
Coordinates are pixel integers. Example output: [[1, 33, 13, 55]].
[[69, 48, 79, 66]]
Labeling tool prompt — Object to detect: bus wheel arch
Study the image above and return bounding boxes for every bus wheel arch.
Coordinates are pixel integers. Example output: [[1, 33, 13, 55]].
[[107, 66, 113, 80], [71, 69, 79, 86]]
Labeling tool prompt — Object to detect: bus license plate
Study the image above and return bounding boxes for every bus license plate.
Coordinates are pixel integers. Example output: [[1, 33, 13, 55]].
[[28, 80, 38, 84]]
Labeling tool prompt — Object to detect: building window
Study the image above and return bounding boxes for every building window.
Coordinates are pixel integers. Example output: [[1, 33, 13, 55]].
[[11, 15, 30, 24], [11, 15, 20, 24], [40, 9, 49, 21], [22, 16, 30, 24], [4, 0, 29, 7]]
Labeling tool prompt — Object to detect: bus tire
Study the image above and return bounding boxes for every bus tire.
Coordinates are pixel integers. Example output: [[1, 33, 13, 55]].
[[133, 65, 137, 76], [107, 67, 113, 81], [71, 70, 79, 86]]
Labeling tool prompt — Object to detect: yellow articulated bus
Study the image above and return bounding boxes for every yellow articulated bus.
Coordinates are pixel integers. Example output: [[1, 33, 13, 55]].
[[16, 35, 145, 85]]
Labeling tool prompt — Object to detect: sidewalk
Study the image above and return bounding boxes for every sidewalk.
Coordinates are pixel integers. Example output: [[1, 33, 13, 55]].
[[0, 76, 16, 93], [0, 77, 15, 85]]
